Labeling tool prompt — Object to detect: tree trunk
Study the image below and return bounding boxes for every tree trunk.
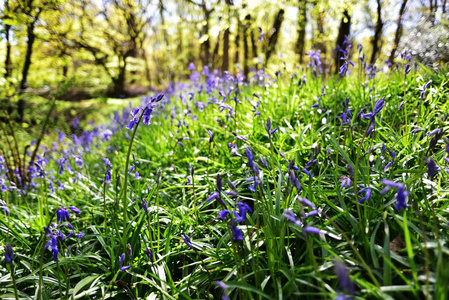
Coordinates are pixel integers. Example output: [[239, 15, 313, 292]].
[[222, 0, 233, 72], [212, 31, 221, 69], [18, 19, 38, 121], [202, 9, 212, 67], [234, 17, 241, 66], [20, 22, 37, 91], [370, 0, 383, 65], [334, 10, 351, 74], [296, 0, 307, 64], [111, 58, 127, 97], [388, 0, 408, 65], [251, 27, 258, 60], [243, 14, 250, 77], [265, 9, 285, 65], [4, 24, 13, 79]]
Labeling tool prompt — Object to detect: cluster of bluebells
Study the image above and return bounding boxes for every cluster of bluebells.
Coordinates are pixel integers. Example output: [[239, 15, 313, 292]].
[[283, 198, 322, 235], [338, 36, 355, 77], [361, 96, 385, 137], [381, 179, 409, 210], [44, 206, 83, 262]]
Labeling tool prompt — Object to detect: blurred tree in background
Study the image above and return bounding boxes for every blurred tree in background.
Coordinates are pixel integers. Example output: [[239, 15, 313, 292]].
[[0, 0, 448, 106]]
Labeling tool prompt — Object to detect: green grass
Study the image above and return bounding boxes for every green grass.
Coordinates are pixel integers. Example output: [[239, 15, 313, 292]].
[[0, 63, 449, 300]]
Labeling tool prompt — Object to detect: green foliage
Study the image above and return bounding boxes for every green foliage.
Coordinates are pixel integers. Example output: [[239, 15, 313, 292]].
[[0, 64, 449, 299]]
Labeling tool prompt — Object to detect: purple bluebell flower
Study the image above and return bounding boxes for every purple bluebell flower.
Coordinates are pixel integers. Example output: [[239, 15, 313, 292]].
[[427, 128, 441, 136], [228, 143, 241, 157], [142, 198, 149, 214], [207, 192, 220, 202], [381, 179, 409, 210], [304, 210, 319, 218], [426, 157, 440, 179], [230, 220, 243, 241], [0, 200, 9, 216], [68, 206, 81, 215], [51, 236, 59, 262], [398, 101, 405, 110], [303, 226, 322, 235], [143, 248, 154, 263], [288, 170, 301, 193], [4, 243, 13, 266], [126, 244, 132, 258], [76, 232, 84, 239], [334, 259, 355, 296], [217, 174, 222, 192], [119, 253, 130, 271], [340, 176, 351, 189], [56, 208, 70, 223], [206, 130, 214, 143], [215, 281, 229, 300], [300, 198, 315, 209], [283, 209, 302, 226], [218, 210, 230, 220], [181, 234, 194, 249], [258, 27, 264, 42], [358, 186, 372, 203]]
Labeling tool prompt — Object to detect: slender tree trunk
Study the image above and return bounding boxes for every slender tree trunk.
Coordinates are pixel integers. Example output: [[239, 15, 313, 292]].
[[212, 31, 221, 69], [443, 0, 447, 14], [251, 27, 258, 59], [202, 9, 212, 67], [265, 9, 285, 65], [388, 0, 408, 65], [20, 22, 37, 91], [4, 24, 13, 79], [296, 0, 307, 64], [243, 14, 250, 77], [222, 0, 233, 72], [234, 17, 241, 66], [143, 49, 152, 86], [370, 0, 383, 65], [334, 10, 351, 74]]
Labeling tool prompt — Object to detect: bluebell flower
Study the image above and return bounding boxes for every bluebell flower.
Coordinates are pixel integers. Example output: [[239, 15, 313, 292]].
[[119, 253, 130, 271], [230, 220, 243, 241], [181, 234, 194, 249], [288, 170, 301, 193], [142, 199, 149, 214], [427, 128, 441, 136], [381, 179, 409, 210], [143, 248, 154, 263], [68, 206, 81, 215], [217, 174, 222, 192], [76, 232, 84, 239], [426, 157, 440, 179], [283, 209, 302, 226], [303, 226, 322, 235], [0, 200, 9, 216], [206, 130, 214, 143], [357, 185, 372, 203], [398, 101, 405, 110], [218, 210, 230, 220], [258, 27, 264, 42], [4, 243, 13, 266], [51, 236, 59, 262], [334, 259, 355, 296], [56, 208, 70, 223], [215, 281, 229, 300], [340, 176, 351, 189], [300, 197, 315, 209], [304, 210, 319, 218], [266, 118, 279, 136]]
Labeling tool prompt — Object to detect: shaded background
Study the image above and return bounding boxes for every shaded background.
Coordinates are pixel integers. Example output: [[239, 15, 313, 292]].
[[0, 0, 448, 105]]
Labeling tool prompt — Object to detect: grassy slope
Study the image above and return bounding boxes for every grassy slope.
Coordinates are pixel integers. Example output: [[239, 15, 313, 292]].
[[0, 65, 449, 299]]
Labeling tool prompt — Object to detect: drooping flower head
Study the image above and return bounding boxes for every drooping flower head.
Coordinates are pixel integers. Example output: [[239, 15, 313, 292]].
[[4, 243, 13, 266]]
